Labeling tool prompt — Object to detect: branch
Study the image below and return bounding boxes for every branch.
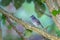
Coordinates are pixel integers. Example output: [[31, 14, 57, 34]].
[[6, 16, 27, 40], [0, 7, 60, 40]]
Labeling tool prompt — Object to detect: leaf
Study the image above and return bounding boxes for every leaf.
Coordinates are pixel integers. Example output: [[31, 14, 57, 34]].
[[26, 0, 32, 3], [35, 9, 44, 18], [52, 10, 58, 16], [26, 29, 32, 32], [1, 0, 12, 6], [0, 13, 2, 20], [46, 24, 56, 34], [20, 37, 24, 40], [41, 0, 45, 3], [37, 1, 45, 11], [34, 0, 46, 18], [14, 0, 25, 9], [56, 30, 60, 37], [52, 9, 60, 16], [58, 9, 60, 14], [2, 14, 6, 24], [35, 0, 45, 6], [7, 25, 12, 30], [24, 29, 32, 38]]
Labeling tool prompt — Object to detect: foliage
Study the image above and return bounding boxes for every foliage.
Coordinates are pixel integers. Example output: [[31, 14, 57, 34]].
[[14, 0, 25, 9], [7, 25, 12, 30], [0, 0, 25, 9], [34, 0, 45, 9], [56, 30, 60, 37], [2, 14, 6, 24], [41, 0, 45, 3], [24, 29, 32, 38], [52, 9, 60, 16], [20, 37, 24, 40], [3, 34, 21, 40], [0, 13, 2, 20], [26, 0, 32, 3], [1, 0, 12, 6], [34, 0, 46, 18]]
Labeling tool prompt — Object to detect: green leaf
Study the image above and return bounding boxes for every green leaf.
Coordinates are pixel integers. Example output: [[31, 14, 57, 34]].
[[14, 0, 25, 9], [52, 10, 58, 16], [58, 9, 60, 14], [56, 30, 60, 37], [41, 0, 45, 3], [46, 24, 56, 34], [24, 29, 32, 38], [7, 25, 12, 30], [0, 13, 2, 20], [1, 0, 12, 6], [36, 11, 43, 18], [35, 1, 46, 18], [39, 3, 45, 10], [35, 0, 46, 18], [26, 29, 32, 32], [52, 9, 60, 16], [34, 0, 45, 7], [2, 14, 6, 24], [26, 0, 32, 3], [20, 37, 24, 40]]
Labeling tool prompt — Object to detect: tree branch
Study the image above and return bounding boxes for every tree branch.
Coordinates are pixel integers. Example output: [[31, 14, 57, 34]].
[[0, 6, 60, 40], [6, 16, 27, 40]]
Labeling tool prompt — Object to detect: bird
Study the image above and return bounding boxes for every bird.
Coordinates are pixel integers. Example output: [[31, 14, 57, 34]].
[[30, 15, 44, 28]]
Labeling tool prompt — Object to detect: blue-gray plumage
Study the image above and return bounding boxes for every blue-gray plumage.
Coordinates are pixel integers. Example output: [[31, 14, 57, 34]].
[[30, 15, 44, 28]]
